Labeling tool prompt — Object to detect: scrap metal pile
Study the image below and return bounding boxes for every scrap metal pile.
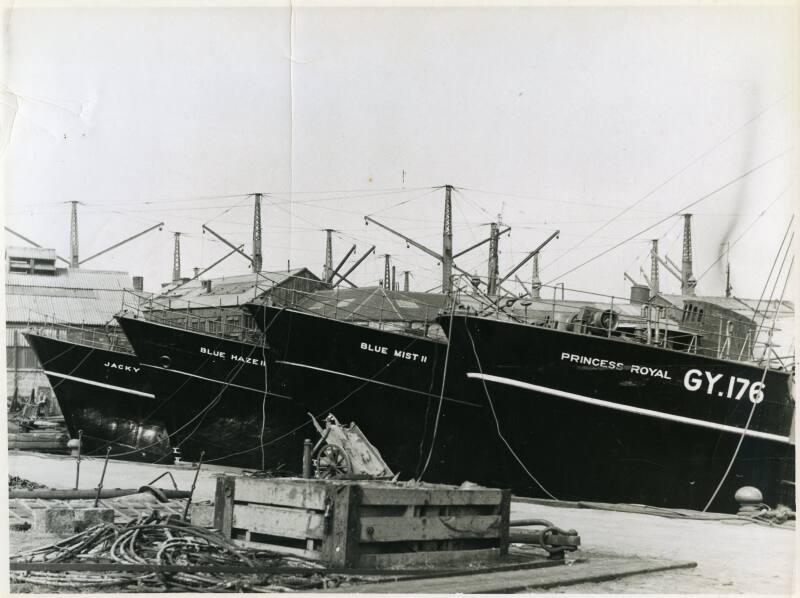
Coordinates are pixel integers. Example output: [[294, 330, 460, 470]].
[[10, 512, 347, 592], [9, 475, 46, 490]]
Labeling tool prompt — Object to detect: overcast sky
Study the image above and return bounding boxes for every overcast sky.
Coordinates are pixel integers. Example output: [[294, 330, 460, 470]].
[[3, 3, 797, 304]]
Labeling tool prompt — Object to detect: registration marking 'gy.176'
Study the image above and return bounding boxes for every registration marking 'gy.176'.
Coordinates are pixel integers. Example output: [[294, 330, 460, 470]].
[[683, 369, 765, 404]]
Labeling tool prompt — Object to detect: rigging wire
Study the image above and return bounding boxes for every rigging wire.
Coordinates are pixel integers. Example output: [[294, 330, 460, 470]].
[[540, 94, 789, 273], [755, 231, 795, 349], [701, 253, 794, 513], [418, 299, 456, 479], [695, 183, 794, 283], [364, 187, 441, 218], [544, 148, 793, 285], [462, 316, 558, 501], [751, 215, 795, 329], [203, 193, 254, 226]]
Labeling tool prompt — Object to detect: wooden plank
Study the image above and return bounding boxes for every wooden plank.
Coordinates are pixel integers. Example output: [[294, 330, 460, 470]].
[[335, 557, 696, 593], [233, 477, 328, 510], [360, 515, 501, 542], [498, 489, 511, 555], [323, 484, 361, 568], [232, 503, 326, 540], [232, 538, 321, 561], [213, 476, 236, 539], [361, 487, 502, 506], [357, 547, 501, 570]]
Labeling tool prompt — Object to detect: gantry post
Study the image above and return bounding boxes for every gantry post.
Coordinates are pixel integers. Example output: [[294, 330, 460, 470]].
[[252, 193, 263, 273], [650, 239, 660, 297], [69, 201, 79, 268], [487, 222, 499, 297], [173, 232, 181, 283], [442, 185, 453, 294], [681, 214, 696, 296]]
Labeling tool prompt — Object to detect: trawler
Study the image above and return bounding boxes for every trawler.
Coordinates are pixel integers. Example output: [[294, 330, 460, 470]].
[[23, 326, 172, 462]]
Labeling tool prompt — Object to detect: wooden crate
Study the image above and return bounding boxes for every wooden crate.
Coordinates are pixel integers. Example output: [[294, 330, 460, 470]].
[[213, 476, 510, 569]]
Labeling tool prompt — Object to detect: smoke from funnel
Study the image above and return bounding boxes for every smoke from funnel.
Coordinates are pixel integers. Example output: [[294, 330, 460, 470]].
[[716, 87, 758, 281]]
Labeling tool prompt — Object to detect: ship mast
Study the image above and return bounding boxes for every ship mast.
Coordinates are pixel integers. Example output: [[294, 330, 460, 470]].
[[725, 242, 732, 298], [531, 253, 541, 299]]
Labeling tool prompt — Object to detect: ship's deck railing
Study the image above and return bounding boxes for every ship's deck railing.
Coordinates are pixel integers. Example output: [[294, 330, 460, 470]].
[[450, 278, 794, 371], [23, 312, 134, 354], [119, 290, 264, 345], [246, 283, 450, 341]]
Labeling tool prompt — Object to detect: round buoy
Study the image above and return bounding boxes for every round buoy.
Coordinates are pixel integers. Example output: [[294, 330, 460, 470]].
[[735, 486, 763, 515]]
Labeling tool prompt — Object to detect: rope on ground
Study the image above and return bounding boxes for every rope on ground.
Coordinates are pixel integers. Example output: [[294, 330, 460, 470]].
[[10, 511, 350, 592], [577, 501, 795, 529]]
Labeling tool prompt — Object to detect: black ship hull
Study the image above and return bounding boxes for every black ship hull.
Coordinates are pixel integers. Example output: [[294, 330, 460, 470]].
[[439, 315, 795, 512], [115, 315, 310, 471], [245, 304, 501, 484], [23, 333, 172, 462]]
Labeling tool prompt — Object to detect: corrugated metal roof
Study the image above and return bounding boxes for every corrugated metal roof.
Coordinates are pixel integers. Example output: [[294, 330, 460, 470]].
[[6, 268, 131, 291], [299, 287, 448, 322], [154, 268, 319, 309], [6, 290, 126, 325], [5, 267, 131, 325]]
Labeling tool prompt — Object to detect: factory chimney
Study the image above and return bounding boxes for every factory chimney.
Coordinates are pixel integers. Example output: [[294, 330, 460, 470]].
[[681, 214, 697, 296], [132, 276, 144, 292], [403, 270, 410, 292]]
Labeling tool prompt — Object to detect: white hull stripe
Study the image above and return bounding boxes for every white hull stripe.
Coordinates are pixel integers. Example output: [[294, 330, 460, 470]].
[[467, 372, 793, 445], [141, 364, 291, 401], [44, 370, 156, 399], [277, 360, 479, 408]]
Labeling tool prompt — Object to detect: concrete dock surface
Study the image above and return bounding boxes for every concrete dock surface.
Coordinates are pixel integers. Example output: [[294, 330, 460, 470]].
[[7, 451, 796, 594]]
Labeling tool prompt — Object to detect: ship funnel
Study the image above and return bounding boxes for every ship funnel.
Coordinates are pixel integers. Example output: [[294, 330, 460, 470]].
[[630, 284, 650, 305]]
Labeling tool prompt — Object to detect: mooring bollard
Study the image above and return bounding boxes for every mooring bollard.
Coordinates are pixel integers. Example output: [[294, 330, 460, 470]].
[[94, 447, 112, 507], [302, 438, 312, 478], [182, 451, 205, 521], [70, 430, 83, 490]]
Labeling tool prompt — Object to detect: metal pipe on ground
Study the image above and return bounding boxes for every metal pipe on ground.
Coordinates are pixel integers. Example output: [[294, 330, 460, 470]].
[[10, 488, 191, 500]]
